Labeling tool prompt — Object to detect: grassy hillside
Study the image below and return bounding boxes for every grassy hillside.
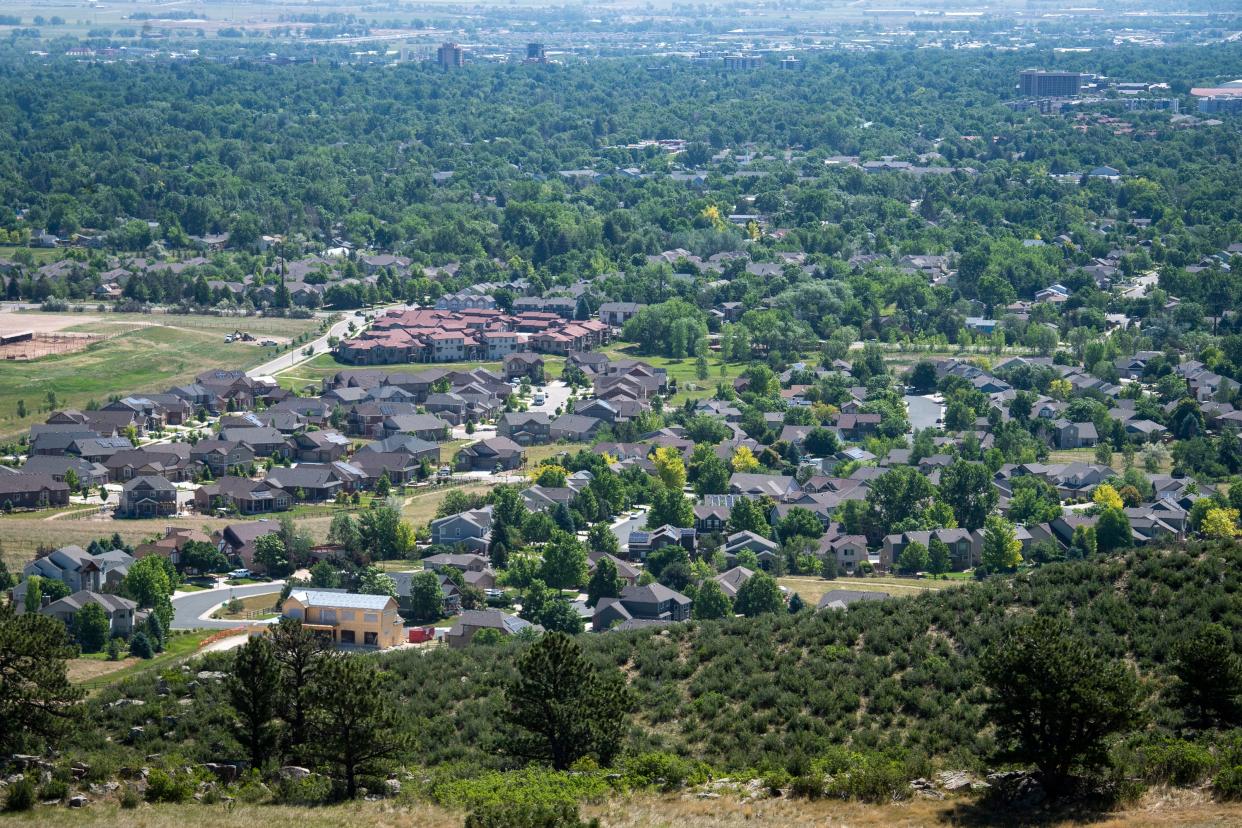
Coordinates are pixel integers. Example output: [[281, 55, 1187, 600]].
[[74, 542, 1242, 778]]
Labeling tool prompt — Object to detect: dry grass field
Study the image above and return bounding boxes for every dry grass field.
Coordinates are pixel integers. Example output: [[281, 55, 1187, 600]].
[[6, 789, 1241, 828]]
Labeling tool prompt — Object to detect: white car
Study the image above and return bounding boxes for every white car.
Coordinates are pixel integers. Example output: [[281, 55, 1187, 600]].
[[533, 394, 546, 406]]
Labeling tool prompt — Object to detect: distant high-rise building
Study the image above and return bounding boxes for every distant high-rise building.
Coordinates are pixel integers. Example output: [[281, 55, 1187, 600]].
[[526, 42, 546, 62], [1019, 70, 1083, 98], [780, 56, 802, 71], [437, 42, 464, 69], [723, 53, 762, 71]]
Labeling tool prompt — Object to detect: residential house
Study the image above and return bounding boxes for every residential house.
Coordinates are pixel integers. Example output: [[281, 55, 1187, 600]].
[[627, 524, 696, 562], [214, 520, 281, 571], [195, 477, 292, 515], [41, 591, 139, 636], [497, 412, 553, 446], [456, 437, 524, 472], [0, 473, 71, 510], [503, 352, 545, 382], [592, 583, 692, 631], [24, 545, 133, 593], [445, 610, 541, 648], [429, 507, 493, 553], [281, 590, 404, 649], [119, 476, 179, 519]]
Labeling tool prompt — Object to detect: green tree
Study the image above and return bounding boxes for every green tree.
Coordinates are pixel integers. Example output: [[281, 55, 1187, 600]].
[[734, 571, 784, 617], [73, 602, 109, 653], [309, 561, 341, 588], [982, 617, 1143, 796], [928, 537, 951, 577], [777, 506, 823, 542], [865, 467, 935, 538], [179, 540, 229, 574], [586, 523, 620, 557], [646, 486, 694, 529], [692, 578, 732, 620], [254, 533, 291, 577], [23, 576, 42, 615], [327, 513, 362, 557], [981, 515, 1022, 573], [1173, 623, 1242, 728], [726, 496, 770, 535], [228, 634, 282, 771], [937, 460, 998, 531], [540, 530, 588, 590], [308, 656, 411, 799], [897, 541, 929, 576], [121, 555, 173, 628], [358, 567, 397, 597], [269, 617, 325, 760], [585, 556, 622, 608], [407, 571, 444, 621], [1095, 507, 1133, 552], [503, 632, 629, 770]]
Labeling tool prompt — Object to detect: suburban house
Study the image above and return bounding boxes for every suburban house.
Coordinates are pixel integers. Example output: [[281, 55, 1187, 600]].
[[118, 475, 180, 519], [40, 590, 140, 636], [281, 590, 404, 649], [445, 609, 541, 648], [23, 545, 133, 593], [190, 439, 256, 475], [264, 465, 349, 501], [195, 477, 292, 515], [626, 525, 696, 562], [456, 437, 524, 472], [214, 520, 281, 571], [502, 352, 545, 381], [592, 583, 692, 631], [429, 506, 493, 553], [497, 412, 553, 446], [0, 473, 71, 510]]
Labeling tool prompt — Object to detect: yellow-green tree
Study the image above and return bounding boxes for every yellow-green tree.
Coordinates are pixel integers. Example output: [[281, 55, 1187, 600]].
[[1092, 483, 1123, 512], [731, 445, 760, 473], [652, 446, 687, 492], [1201, 507, 1240, 539]]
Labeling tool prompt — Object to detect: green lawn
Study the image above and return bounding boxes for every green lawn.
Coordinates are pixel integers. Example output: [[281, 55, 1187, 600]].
[[275, 352, 504, 390], [0, 317, 318, 440], [600, 344, 746, 404]]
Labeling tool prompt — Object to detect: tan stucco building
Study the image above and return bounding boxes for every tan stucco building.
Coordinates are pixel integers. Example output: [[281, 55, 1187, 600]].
[[282, 589, 404, 649]]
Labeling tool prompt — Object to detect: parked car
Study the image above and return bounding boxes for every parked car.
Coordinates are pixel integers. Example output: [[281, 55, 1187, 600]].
[[228, 568, 251, 579]]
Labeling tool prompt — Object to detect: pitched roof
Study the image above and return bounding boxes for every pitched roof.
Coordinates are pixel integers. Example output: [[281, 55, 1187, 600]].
[[287, 590, 393, 610]]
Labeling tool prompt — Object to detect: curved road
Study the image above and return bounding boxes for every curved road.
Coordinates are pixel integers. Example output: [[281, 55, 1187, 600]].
[[246, 310, 367, 379], [171, 582, 284, 630]]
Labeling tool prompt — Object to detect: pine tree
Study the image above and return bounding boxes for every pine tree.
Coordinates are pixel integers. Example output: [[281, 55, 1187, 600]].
[[270, 618, 325, 760], [503, 632, 629, 770], [585, 556, 622, 608], [0, 602, 82, 755], [228, 635, 282, 770], [307, 656, 410, 799]]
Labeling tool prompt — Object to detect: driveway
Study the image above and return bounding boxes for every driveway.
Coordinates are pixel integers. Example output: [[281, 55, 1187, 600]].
[[525, 379, 573, 416], [171, 581, 284, 630], [610, 508, 648, 554], [905, 394, 943, 433]]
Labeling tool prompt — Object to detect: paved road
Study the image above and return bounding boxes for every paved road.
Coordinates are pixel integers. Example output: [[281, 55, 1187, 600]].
[[171, 582, 283, 630], [610, 508, 649, 554], [249, 301, 410, 380], [905, 394, 943, 433]]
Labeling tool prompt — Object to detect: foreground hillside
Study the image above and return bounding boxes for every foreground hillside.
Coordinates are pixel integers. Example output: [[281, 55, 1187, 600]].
[[10, 540, 1238, 825]]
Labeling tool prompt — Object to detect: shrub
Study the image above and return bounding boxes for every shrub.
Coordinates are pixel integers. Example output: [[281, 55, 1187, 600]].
[[789, 774, 826, 799], [38, 779, 69, 802], [273, 773, 333, 805], [1215, 766, 1242, 801], [129, 631, 154, 659], [1136, 739, 1216, 785], [621, 752, 707, 792], [4, 779, 35, 812], [432, 768, 608, 814], [465, 800, 595, 828], [819, 751, 910, 803], [119, 786, 141, 809], [144, 769, 195, 803]]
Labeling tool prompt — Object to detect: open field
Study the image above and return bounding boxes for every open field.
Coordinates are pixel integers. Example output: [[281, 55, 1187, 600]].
[[777, 574, 963, 607], [1047, 447, 1173, 475], [600, 344, 743, 404], [67, 629, 220, 693], [275, 352, 505, 391], [0, 314, 320, 439], [400, 482, 496, 527]]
